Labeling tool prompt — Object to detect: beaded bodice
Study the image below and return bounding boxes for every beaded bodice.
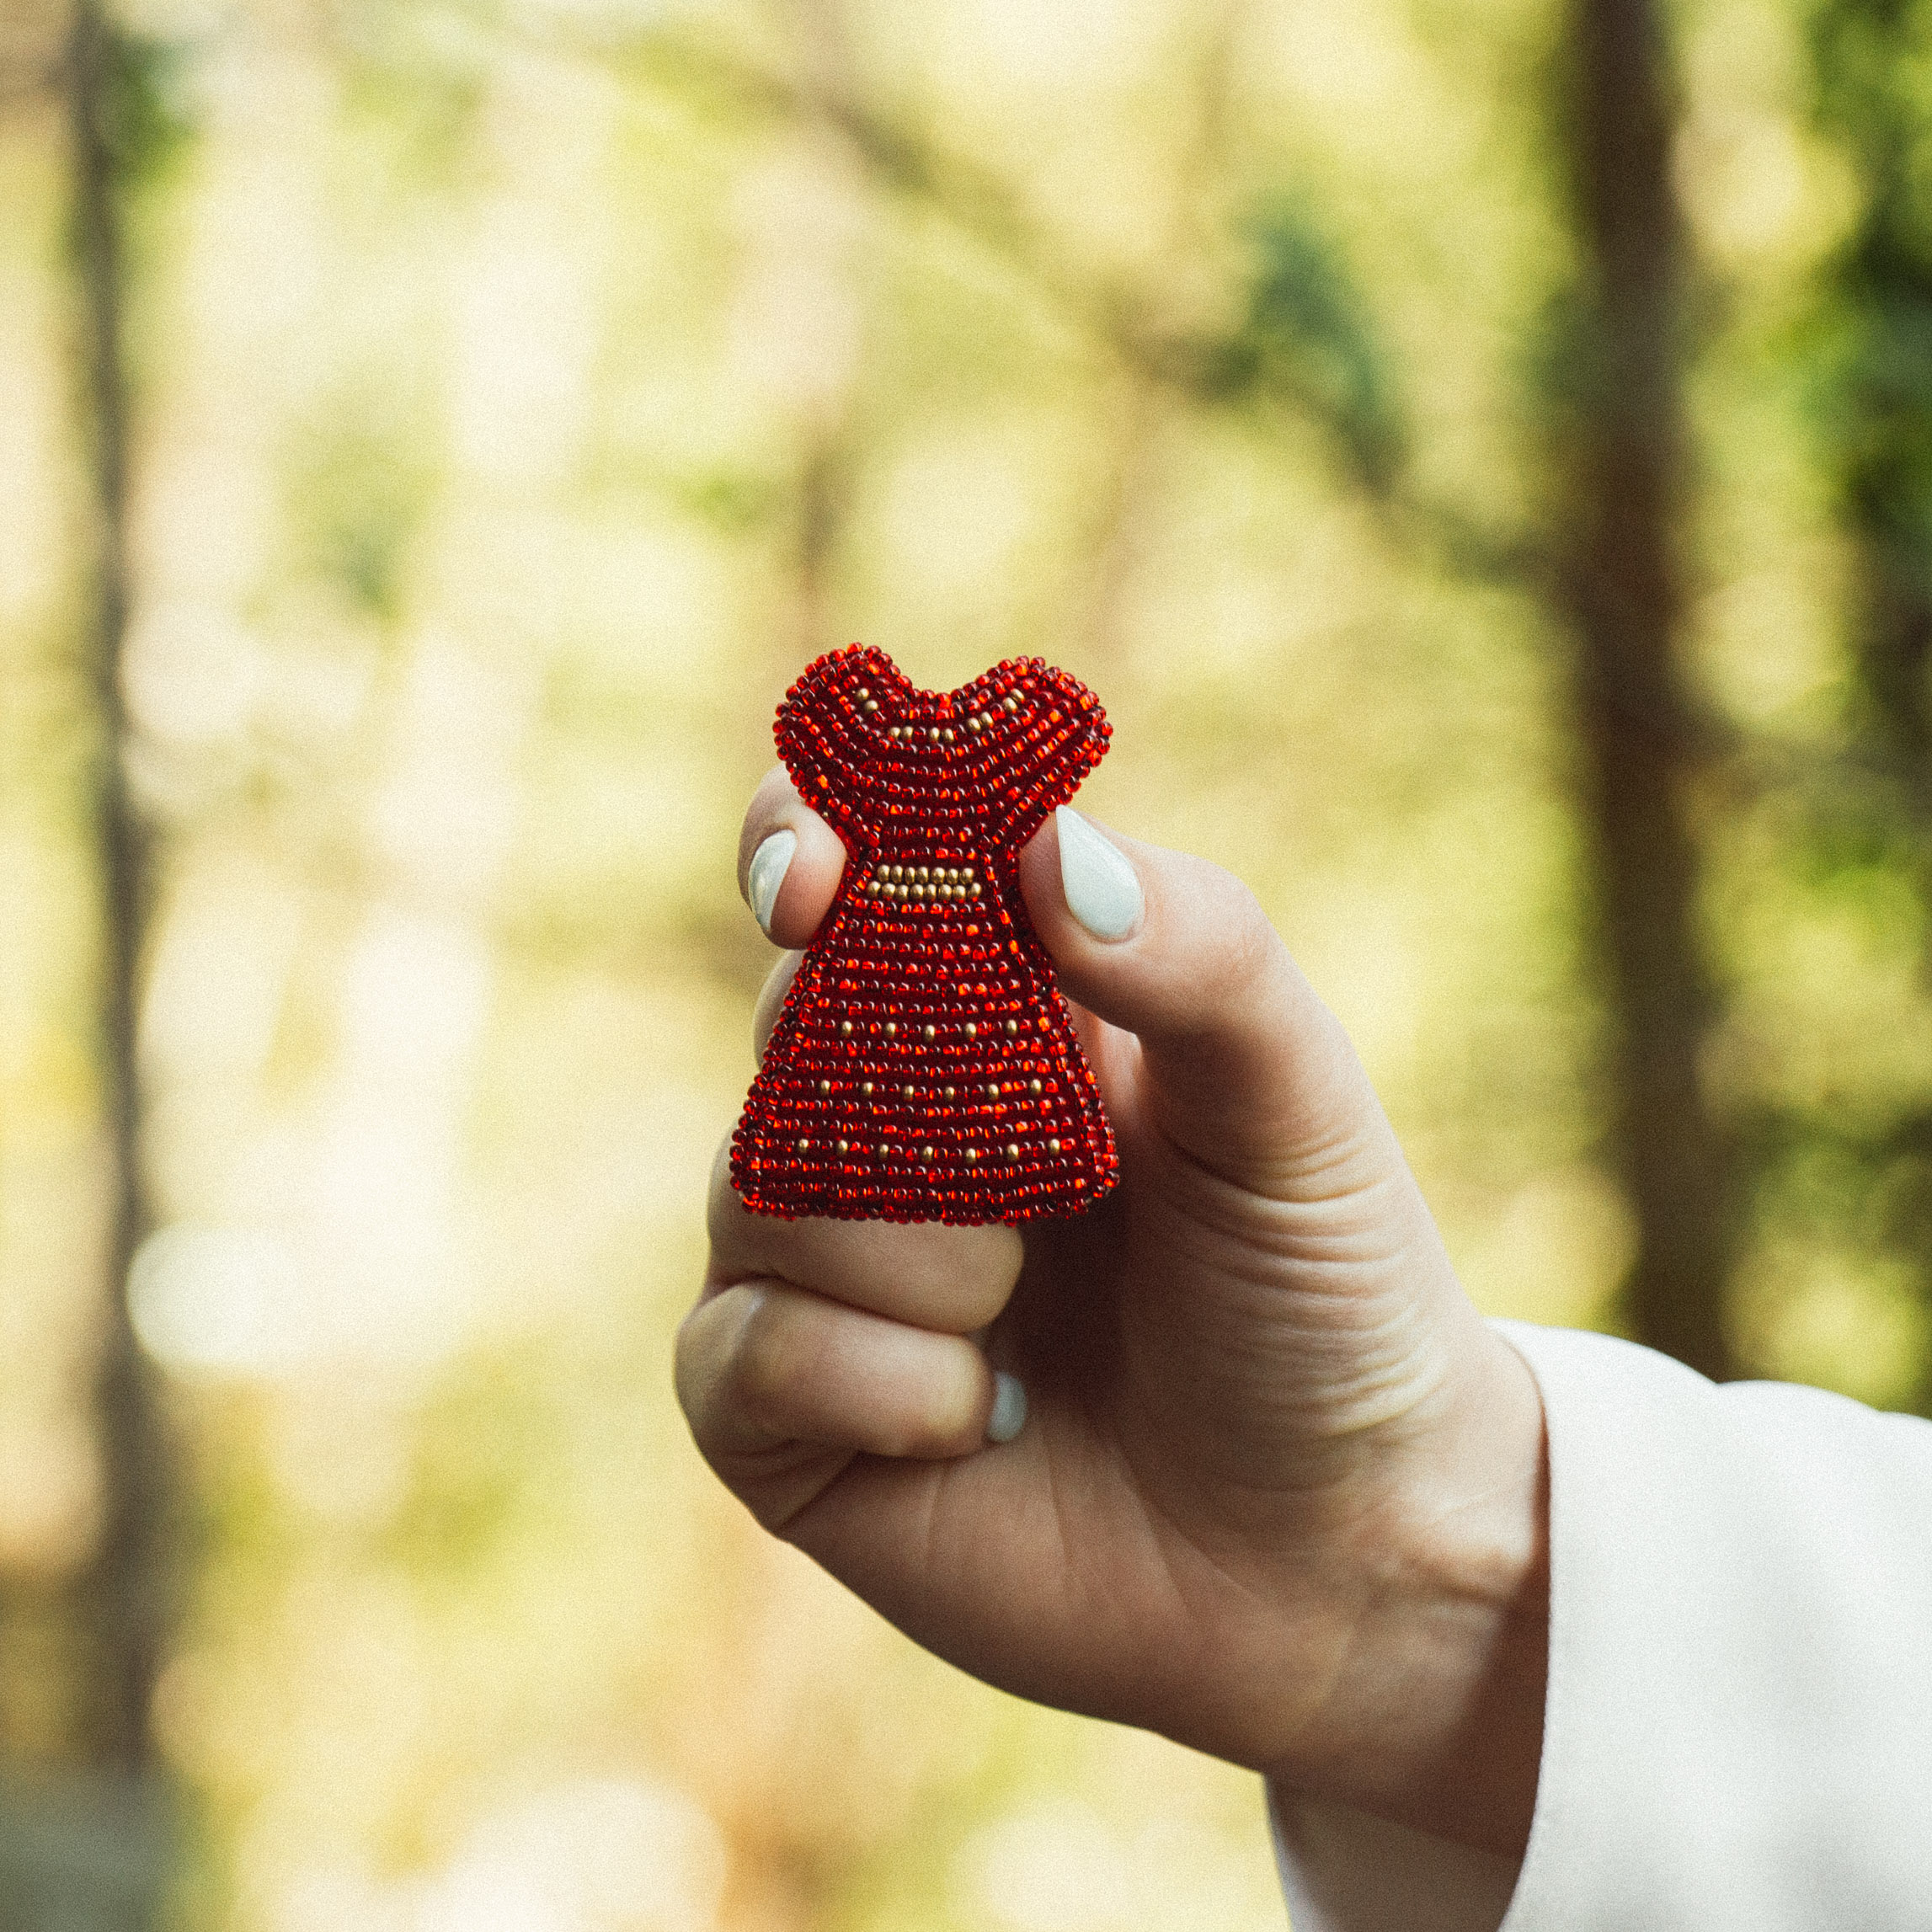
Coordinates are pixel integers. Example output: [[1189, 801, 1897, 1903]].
[[731, 645, 1119, 1225]]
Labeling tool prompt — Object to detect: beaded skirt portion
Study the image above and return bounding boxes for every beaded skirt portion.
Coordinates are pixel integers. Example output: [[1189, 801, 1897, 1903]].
[[731, 645, 1119, 1225]]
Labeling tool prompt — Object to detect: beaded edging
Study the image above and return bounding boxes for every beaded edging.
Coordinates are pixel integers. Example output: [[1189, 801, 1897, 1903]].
[[730, 644, 1120, 1225]]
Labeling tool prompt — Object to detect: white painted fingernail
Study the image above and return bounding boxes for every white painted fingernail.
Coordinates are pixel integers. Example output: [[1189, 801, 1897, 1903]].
[[1056, 807, 1142, 941], [986, 1372, 1027, 1444], [748, 830, 797, 937]]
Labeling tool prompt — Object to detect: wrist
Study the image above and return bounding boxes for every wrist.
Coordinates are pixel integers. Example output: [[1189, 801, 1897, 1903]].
[[1263, 1322, 1549, 1857]]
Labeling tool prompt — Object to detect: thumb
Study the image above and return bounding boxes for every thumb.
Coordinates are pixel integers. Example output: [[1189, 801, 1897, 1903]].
[[1017, 809, 1396, 1203]]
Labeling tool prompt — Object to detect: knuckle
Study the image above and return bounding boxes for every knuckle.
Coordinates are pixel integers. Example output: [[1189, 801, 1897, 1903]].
[[1185, 868, 1279, 1005], [724, 1293, 816, 1424]]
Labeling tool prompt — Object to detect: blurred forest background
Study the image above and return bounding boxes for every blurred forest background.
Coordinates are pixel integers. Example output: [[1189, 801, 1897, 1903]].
[[5, 0, 1932, 1924]]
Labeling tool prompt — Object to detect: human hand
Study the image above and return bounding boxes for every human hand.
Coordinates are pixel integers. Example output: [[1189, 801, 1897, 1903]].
[[677, 772, 1548, 1855]]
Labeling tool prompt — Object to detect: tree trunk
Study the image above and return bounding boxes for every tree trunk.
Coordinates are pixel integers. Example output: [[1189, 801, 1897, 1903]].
[[65, 0, 167, 1777], [1557, 0, 1738, 1380]]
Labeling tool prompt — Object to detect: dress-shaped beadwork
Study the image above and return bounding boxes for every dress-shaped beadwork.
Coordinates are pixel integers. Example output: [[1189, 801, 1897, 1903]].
[[732, 645, 1119, 1225]]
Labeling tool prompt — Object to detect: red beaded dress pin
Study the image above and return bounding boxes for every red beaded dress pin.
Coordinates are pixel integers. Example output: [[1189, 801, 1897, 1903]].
[[732, 645, 1119, 1225]]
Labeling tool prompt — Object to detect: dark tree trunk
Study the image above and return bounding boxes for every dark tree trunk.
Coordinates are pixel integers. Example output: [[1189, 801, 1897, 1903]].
[[1556, 0, 1738, 1380], [65, 0, 167, 1776]]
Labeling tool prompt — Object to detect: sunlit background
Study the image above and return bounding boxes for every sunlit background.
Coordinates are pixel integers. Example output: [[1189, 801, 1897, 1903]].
[[6, 0, 1932, 1924]]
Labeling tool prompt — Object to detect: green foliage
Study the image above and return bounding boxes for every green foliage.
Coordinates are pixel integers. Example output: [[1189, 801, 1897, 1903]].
[[284, 403, 436, 626], [1217, 199, 1407, 494], [1811, 0, 1932, 588], [99, 24, 196, 198]]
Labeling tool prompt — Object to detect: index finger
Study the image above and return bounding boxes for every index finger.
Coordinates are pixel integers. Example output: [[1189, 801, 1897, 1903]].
[[739, 766, 848, 949]]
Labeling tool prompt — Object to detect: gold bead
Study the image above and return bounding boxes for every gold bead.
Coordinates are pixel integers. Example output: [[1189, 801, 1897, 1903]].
[[943, 1086, 956, 1100], [837, 1139, 850, 1154], [862, 1082, 874, 1096], [1048, 1138, 1061, 1154], [964, 1148, 979, 1163], [968, 716, 984, 732], [964, 1022, 977, 1038], [986, 1083, 1000, 1099], [919, 1145, 935, 1162], [797, 1138, 811, 1152], [1029, 1080, 1042, 1095], [857, 687, 870, 698], [1005, 1019, 1019, 1035], [922, 1024, 937, 1041], [884, 1022, 897, 1037], [840, 1021, 853, 1036], [902, 1084, 915, 1098], [819, 1080, 833, 1094], [1004, 1143, 1020, 1161]]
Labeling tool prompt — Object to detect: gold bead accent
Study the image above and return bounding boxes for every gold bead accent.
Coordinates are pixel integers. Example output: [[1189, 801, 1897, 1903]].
[[819, 1080, 833, 1094], [1029, 1080, 1042, 1095], [840, 1021, 853, 1036], [1048, 1138, 1061, 1154], [797, 1138, 811, 1152], [964, 1148, 979, 1163], [943, 1086, 956, 1100], [986, 1083, 1000, 1099], [884, 1022, 898, 1037], [919, 1145, 935, 1162], [963, 1022, 977, 1038], [862, 1082, 875, 1096], [1005, 1018, 1020, 1035], [1004, 1143, 1021, 1161], [837, 1139, 850, 1155], [922, 1024, 937, 1041]]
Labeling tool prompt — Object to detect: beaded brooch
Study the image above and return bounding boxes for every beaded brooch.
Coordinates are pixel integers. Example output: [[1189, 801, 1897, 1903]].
[[731, 645, 1120, 1225]]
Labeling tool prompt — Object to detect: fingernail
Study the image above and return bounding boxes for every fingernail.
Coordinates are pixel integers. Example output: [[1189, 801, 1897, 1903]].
[[1056, 807, 1142, 941], [986, 1372, 1027, 1444], [748, 830, 797, 937]]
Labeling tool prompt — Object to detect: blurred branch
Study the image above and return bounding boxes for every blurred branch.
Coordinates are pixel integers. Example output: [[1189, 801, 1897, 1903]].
[[62, 0, 169, 1779], [0, 58, 64, 104], [487, 8, 1556, 595], [0, 7, 68, 107]]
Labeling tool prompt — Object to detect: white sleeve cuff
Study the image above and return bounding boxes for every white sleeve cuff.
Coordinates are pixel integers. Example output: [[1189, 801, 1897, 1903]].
[[1271, 1320, 1932, 1931]]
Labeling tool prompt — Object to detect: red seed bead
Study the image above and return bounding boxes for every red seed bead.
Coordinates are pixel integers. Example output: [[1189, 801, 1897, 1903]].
[[730, 645, 1118, 1225]]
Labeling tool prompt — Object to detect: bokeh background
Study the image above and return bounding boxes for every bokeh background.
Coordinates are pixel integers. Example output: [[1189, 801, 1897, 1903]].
[[6, 0, 1932, 1924]]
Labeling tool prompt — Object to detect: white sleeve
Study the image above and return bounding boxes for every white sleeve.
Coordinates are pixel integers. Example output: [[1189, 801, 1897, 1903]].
[[1270, 1320, 1932, 1931]]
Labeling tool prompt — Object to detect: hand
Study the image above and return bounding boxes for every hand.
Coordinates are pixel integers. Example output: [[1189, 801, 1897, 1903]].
[[677, 771, 1548, 1855]]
